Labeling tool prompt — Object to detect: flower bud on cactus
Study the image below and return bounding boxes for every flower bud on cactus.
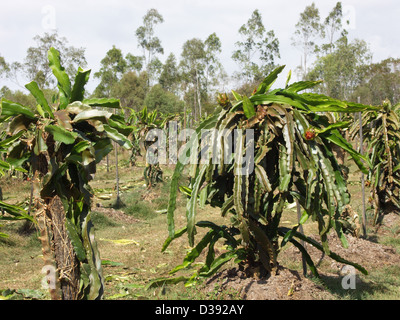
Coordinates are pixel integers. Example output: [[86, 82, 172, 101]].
[[304, 127, 316, 140], [217, 93, 230, 108]]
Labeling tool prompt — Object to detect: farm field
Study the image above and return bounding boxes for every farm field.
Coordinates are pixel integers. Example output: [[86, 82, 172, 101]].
[[1, 2, 400, 303], [1, 152, 399, 300]]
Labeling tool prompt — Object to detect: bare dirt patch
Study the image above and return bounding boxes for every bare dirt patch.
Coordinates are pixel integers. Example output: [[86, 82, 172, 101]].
[[282, 232, 400, 273], [204, 266, 335, 300], [203, 213, 400, 301], [374, 212, 400, 237]]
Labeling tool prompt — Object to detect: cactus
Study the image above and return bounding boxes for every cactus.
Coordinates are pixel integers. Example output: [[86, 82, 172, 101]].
[[163, 66, 380, 284], [0, 48, 132, 299], [350, 100, 400, 224]]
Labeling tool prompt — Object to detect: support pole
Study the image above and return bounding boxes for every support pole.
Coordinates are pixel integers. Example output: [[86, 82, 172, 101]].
[[114, 109, 121, 208], [358, 97, 367, 237]]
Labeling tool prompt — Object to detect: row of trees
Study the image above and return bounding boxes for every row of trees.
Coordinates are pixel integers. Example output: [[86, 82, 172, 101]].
[[292, 2, 400, 105], [1, 3, 399, 122]]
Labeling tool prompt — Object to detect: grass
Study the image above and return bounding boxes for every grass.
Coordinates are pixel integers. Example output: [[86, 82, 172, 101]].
[[91, 211, 121, 228], [121, 194, 159, 220], [1, 152, 400, 300], [315, 264, 400, 300]]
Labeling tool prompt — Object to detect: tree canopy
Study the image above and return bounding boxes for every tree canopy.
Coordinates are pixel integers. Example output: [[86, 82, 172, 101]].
[[1, 3, 398, 123], [11, 31, 86, 89], [232, 9, 280, 84]]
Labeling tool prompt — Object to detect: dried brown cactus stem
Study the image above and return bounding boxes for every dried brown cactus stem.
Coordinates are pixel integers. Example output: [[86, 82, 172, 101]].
[[47, 195, 80, 300], [33, 169, 61, 300], [33, 162, 80, 300], [36, 205, 61, 300]]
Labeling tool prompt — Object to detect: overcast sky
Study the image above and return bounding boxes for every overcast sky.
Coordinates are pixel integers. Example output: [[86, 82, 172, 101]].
[[0, 0, 399, 93]]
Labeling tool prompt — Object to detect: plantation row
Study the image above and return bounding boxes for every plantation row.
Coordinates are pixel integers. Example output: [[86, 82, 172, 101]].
[[0, 45, 398, 300]]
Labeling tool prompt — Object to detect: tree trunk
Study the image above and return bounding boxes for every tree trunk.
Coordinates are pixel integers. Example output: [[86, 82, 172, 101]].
[[48, 195, 80, 300], [196, 68, 202, 119], [33, 170, 60, 300], [184, 105, 187, 129], [193, 89, 198, 122]]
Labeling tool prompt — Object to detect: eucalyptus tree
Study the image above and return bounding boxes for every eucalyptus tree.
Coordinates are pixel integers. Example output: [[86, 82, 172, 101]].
[[307, 36, 371, 100], [0, 55, 9, 79], [180, 38, 206, 122], [126, 53, 144, 73], [204, 33, 226, 96], [93, 46, 127, 98], [291, 2, 324, 80], [322, 2, 347, 54], [9, 32, 86, 89], [93, 45, 130, 198], [232, 9, 280, 84], [159, 66, 379, 286], [147, 57, 164, 87], [179, 33, 224, 122], [159, 53, 181, 95], [0, 47, 132, 299], [135, 8, 164, 85], [112, 70, 149, 112], [352, 58, 400, 105], [144, 84, 184, 115]]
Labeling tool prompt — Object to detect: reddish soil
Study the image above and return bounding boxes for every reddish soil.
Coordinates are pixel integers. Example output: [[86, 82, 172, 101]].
[[204, 213, 400, 300]]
